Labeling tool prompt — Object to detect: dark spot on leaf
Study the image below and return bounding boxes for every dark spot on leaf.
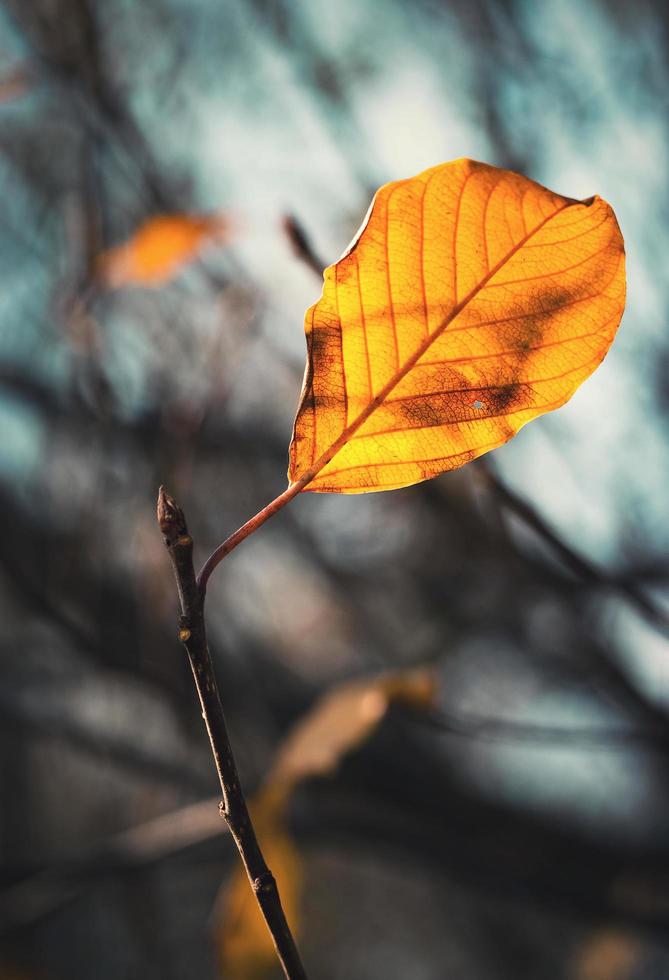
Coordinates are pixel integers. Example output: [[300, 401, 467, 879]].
[[484, 383, 523, 414], [394, 398, 444, 427], [309, 329, 329, 359], [313, 392, 345, 411], [336, 259, 356, 287]]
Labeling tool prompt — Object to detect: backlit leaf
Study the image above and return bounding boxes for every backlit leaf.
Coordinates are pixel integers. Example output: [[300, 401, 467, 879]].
[[289, 158, 626, 493], [98, 212, 230, 288]]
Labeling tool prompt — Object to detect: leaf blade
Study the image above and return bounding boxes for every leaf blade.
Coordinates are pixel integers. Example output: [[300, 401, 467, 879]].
[[288, 159, 625, 493]]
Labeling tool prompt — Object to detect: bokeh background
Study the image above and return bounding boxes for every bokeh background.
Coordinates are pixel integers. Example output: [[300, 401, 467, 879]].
[[1, 0, 669, 977]]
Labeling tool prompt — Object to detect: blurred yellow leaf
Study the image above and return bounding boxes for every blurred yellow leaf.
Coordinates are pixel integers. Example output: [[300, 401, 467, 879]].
[[574, 929, 640, 980], [289, 158, 625, 493], [272, 666, 437, 787], [215, 667, 437, 979], [98, 212, 230, 288]]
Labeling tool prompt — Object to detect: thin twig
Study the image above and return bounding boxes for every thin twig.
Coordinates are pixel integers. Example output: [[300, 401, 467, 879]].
[[157, 487, 308, 980]]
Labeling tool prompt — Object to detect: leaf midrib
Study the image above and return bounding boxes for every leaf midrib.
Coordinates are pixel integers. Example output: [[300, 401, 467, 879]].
[[291, 195, 586, 491]]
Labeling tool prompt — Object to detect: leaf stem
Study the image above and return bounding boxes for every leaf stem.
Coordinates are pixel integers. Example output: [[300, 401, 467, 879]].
[[157, 487, 309, 980], [196, 407, 370, 590], [197, 478, 308, 593]]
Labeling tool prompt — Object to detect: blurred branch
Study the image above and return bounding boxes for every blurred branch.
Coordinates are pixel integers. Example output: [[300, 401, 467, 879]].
[[6, 708, 669, 941], [482, 464, 669, 635], [0, 796, 223, 931], [157, 487, 308, 980], [3, 0, 174, 212], [282, 215, 326, 278], [304, 774, 669, 944], [0, 679, 210, 792], [408, 706, 669, 752]]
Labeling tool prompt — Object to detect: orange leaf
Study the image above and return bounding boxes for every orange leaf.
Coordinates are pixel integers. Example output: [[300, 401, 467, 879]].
[[288, 158, 626, 493], [97, 212, 230, 288]]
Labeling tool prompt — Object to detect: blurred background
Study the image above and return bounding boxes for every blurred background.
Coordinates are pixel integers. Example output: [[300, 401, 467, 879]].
[[1, 0, 669, 977]]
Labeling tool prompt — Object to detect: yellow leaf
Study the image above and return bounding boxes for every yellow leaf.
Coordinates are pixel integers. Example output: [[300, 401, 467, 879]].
[[288, 158, 626, 493], [215, 668, 436, 978], [272, 666, 437, 788], [97, 212, 230, 288]]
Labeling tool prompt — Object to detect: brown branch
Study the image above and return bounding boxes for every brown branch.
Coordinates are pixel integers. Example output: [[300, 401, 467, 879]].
[[156, 487, 308, 980]]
